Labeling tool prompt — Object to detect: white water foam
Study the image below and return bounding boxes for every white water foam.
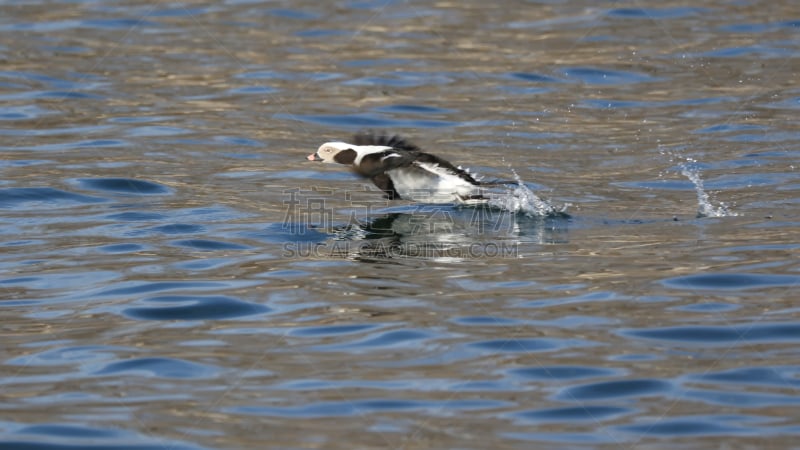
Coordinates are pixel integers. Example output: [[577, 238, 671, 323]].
[[486, 169, 565, 217]]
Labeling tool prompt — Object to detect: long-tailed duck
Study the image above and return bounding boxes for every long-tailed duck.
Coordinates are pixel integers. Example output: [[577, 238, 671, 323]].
[[307, 132, 508, 204]]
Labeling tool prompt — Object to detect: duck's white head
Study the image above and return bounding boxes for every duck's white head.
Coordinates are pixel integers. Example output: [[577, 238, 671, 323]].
[[307, 142, 357, 165]]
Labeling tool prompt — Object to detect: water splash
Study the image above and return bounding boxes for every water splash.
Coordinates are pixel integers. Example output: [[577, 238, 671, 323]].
[[677, 157, 738, 218], [487, 169, 566, 217]]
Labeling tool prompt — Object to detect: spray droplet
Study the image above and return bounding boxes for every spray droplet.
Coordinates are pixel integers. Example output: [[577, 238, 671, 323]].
[[679, 160, 738, 218]]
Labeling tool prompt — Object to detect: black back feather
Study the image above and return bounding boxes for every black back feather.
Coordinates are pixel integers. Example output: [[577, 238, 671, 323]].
[[352, 131, 421, 152], [351, 131, 481, 187]]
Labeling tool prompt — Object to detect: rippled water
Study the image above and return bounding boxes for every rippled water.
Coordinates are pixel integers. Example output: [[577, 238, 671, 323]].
[[2, 1, 799, 448]]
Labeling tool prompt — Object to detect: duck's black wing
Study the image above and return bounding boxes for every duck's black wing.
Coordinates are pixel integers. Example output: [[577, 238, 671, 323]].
[[370, 173, 401, 199], [411, 152, 480, 185]]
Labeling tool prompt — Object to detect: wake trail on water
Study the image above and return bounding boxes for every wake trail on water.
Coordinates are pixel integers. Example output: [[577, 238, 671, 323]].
[[475, 149, 736, 220]]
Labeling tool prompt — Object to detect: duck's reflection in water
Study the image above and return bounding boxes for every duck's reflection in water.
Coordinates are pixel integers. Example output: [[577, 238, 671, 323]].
[[326, 206, 570, 260]]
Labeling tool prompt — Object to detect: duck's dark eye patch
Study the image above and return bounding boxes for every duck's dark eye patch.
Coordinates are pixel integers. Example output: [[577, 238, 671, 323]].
[[333, 148, 357, 165]]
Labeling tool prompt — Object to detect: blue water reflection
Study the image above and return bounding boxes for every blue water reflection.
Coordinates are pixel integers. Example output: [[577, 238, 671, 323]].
[[123, 295, 269, 320]]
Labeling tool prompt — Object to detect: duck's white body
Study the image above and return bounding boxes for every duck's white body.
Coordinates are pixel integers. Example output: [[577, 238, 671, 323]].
[[384, 161, 477, 203]]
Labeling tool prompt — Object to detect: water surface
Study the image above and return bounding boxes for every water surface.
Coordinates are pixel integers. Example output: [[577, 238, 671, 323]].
[[1, 1, 799, 448]]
